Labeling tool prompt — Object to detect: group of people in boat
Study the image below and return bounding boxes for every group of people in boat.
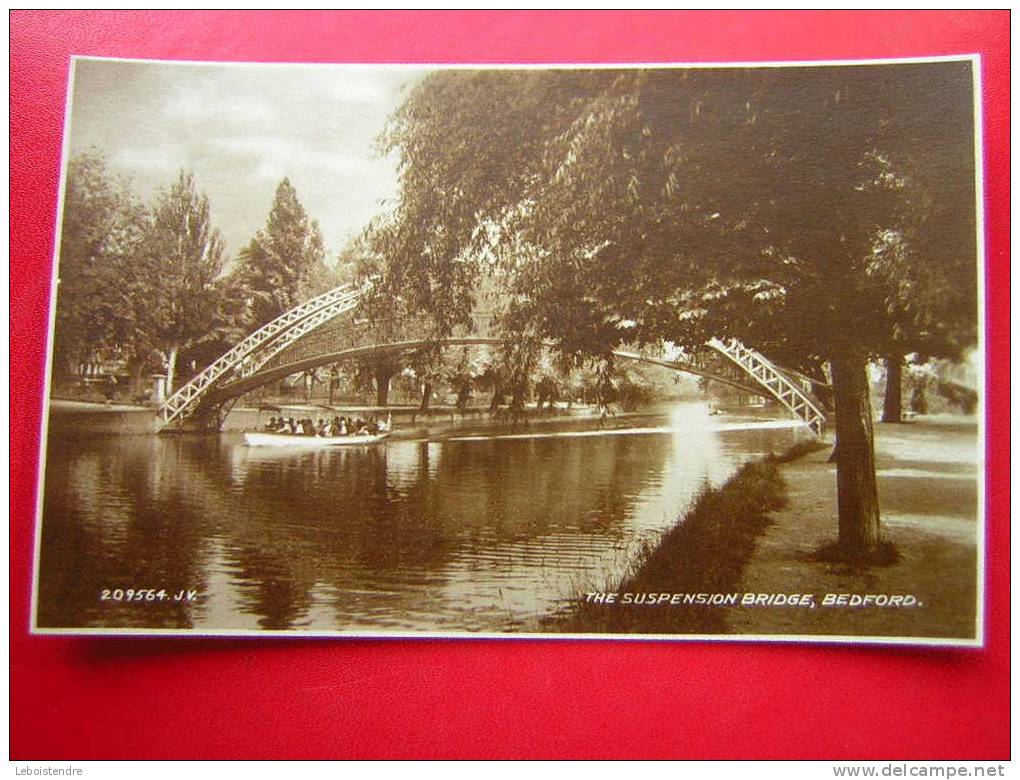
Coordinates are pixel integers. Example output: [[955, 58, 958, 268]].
[[263, 413, 391, 438]]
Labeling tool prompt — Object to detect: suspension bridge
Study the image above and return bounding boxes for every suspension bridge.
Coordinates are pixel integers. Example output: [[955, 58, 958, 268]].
[[156, 282, 828, 436]]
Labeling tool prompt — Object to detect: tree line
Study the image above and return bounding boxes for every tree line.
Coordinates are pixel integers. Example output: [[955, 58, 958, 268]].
[[53, 152, 337, 397], [54, 150, 670, 413]]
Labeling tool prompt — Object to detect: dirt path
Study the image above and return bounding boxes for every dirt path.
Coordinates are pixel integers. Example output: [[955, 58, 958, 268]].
[[726, 416, 979, 642]]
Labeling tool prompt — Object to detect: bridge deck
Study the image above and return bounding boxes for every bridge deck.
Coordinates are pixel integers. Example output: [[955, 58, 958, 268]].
[[157, 284, 827, 436]]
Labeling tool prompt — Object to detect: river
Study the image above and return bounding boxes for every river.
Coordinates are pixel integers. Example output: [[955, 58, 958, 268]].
[[35, 401, 810, 633]]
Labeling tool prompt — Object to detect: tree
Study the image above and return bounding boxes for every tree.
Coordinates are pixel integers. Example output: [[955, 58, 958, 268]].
[[137, 170, 225, 394], [236, 178, 326, 328], [186, 271, 252, 378], [356, 215, 488, 409], [406, 343, 446, 412], [333, 238, 412, 408], [869, 190, 979, 422], [53, 150, 145, 380], [445, 347, 485, 409], [379, 63, 977, 555]]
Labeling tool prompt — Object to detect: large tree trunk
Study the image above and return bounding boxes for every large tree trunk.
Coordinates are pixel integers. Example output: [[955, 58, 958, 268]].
[[910, 385, 928, 415], [374, 364, 394, 407], [881, 354, 904, 423], [830, 352, 882, 552], [488, 385, 504, 413], [455, 382, 471, 410], [419, 382, 432, 412], [510, 387, 527, 414], [165, 345, 179, 397], [130, 362, 148, 401]]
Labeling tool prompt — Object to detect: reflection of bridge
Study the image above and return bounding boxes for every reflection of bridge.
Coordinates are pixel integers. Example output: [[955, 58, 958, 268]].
[[157, 282, 827, 435]]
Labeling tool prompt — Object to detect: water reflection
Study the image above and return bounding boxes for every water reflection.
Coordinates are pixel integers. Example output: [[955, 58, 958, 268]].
[[37, 402, 805, 632]]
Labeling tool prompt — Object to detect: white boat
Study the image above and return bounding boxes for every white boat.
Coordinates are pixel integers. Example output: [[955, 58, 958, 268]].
[[244, 431, 390, 448]]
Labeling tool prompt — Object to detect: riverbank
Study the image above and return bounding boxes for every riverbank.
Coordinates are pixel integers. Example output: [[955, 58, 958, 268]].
[[46, 399, 159, 435], [727, 416, 979, 641], [550, 454, 795, 634], [553, 416, 979, 641], [45, 399, 604, 437]]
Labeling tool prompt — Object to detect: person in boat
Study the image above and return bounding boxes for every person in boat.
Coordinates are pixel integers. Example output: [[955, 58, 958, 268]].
[[264, 416, 278, 432], [304, 417, 316, 437], [377, 413, 392, 433], [329, 416, 341, 436], [317, 418, 330, 437]]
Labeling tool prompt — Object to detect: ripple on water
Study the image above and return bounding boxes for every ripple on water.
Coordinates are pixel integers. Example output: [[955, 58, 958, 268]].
[[37, 403, 805, 631]]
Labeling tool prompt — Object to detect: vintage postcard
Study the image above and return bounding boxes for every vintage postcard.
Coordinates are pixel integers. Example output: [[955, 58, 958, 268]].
[[32, 56, 984, 644]]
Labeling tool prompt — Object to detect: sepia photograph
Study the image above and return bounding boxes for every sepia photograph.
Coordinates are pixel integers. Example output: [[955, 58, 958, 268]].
[[32, 55, 983, 643]]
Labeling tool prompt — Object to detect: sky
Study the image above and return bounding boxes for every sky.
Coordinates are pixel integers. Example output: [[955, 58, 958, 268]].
[[67, 58, 428, 260]]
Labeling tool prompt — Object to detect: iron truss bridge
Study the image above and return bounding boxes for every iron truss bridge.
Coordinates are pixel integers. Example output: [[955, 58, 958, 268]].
[[157, 283, 828, 436]]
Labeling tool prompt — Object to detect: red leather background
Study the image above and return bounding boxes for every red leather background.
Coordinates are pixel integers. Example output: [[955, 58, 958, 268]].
[[10, 11, 1010, 760]]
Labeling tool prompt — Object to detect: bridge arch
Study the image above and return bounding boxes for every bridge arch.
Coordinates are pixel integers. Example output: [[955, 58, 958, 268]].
[[158, 284, 827, 435]]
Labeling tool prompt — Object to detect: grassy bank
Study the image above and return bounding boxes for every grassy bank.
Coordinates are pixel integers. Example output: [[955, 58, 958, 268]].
[[548, 418, 979, 640], [551, 445, 821, 634], [724, 418, 979, 640]]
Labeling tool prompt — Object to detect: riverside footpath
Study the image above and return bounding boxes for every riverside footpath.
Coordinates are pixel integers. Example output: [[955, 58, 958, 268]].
[[727, 416, 979, 641]]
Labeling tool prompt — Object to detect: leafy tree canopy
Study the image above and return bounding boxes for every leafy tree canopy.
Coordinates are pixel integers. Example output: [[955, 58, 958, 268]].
[[136, 170, 225, 390], [377, 62, 978, 553], [54, 150, 146, 373], [379, 63, 977, 370], [237, 177, 327, 328]]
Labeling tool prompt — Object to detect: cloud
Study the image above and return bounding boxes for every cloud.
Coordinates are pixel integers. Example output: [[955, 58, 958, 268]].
[[112, 144, 186, 176], [168, 90, 273, 126], [68, 59, 425, 257]]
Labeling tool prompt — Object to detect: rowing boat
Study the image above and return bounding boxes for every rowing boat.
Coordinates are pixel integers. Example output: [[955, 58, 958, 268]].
[[243, 431, 390, 447]]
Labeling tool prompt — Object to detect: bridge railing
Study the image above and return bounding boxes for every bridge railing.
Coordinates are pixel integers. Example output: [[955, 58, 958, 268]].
[[708, 338, 827, 435], [233, 294, 368, 380], [158, 278, 828, 437], [157, 282, 365, 428]]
